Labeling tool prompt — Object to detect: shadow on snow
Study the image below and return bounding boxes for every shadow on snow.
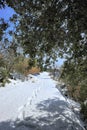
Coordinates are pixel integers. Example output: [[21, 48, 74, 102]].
[[0, 98, 85, 130]]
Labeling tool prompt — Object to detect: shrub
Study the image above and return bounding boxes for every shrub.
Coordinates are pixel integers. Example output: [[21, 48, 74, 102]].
[[14, 57, 29, 75], [0, 67, 9, 86], [80, 103, 87, 120], [28, 67, 40, 74]]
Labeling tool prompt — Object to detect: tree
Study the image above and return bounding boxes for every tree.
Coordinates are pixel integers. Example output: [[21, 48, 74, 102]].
[[0, 18, 8, 40], [0, 0, 87, 81], [0, 1, 87, 62], [0, 0, 66, 64]]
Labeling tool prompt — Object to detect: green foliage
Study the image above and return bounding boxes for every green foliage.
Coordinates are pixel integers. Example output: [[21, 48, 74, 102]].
[[14, 55, 29, 74], [0, 1, 87, 67], [61, 42, 87, 88], [28, 58, 37, 69], [0, 67, 9, 86], [60, 43, 87, 121], [60, 44, 87, 121], [79, 80, 87, 102], [0, 54, 4, 67], [0, 18, 8, 39], [80, 103, 87, 120]]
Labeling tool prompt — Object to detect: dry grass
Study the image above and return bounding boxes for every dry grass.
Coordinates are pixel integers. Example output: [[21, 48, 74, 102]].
[[25, 67, 40, 75], [9, 56, 40, 75], [67, 85, 81, 101]]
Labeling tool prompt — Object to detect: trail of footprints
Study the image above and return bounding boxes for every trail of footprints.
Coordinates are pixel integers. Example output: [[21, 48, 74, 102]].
[[11, 80, 41, 128]]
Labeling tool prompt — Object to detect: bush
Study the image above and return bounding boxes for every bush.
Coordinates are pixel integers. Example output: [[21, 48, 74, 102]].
[[27, 67, 40, 75], [14, 57, 29, 75], [0, 54, 4, 67], [0, 67, 9, 86], [80, 103, 87, 120]]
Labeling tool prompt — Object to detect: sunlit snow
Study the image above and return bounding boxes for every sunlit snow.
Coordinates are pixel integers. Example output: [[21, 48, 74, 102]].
[[0, 72, 85, 130]]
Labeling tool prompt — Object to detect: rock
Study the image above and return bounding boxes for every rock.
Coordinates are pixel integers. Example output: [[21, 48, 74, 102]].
[[60, 84, 66, 89], [9, 72, 25, 81]]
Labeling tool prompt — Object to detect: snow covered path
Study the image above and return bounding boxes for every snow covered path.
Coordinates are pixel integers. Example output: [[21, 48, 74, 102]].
[[0, 72, 85, 130]]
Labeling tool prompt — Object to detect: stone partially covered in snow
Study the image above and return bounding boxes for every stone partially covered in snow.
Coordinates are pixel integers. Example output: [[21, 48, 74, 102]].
[[26, 74, 38, 83], [67, 98, 81, 113]]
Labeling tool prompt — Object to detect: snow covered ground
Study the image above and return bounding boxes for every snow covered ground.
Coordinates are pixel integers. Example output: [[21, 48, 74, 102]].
[[0, 72, 85, 130]]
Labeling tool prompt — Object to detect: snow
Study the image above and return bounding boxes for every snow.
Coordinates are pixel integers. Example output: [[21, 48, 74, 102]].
[[0, 72, 85, 130]]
